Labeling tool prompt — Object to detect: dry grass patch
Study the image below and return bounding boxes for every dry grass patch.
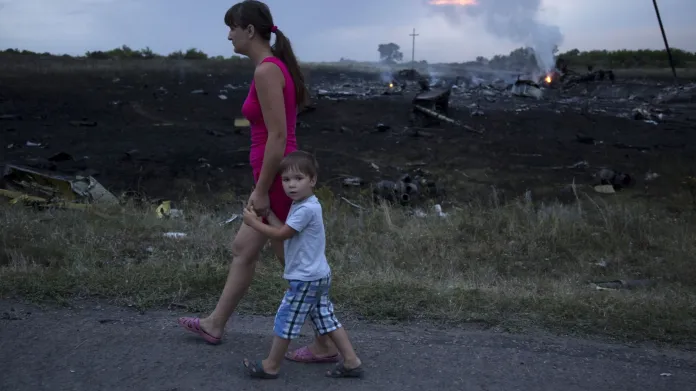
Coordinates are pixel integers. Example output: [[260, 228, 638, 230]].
[[1, 193, 695, 344]]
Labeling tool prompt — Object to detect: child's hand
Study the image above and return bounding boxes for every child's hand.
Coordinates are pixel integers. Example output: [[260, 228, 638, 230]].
[[243, 206, 260, 225]]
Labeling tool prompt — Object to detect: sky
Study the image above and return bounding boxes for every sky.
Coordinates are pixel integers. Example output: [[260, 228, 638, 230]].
[[0, 0, 694, 63]]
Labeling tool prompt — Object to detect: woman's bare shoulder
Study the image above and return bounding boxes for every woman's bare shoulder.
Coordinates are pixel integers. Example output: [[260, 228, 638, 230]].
[[254, 61, 283, 85]]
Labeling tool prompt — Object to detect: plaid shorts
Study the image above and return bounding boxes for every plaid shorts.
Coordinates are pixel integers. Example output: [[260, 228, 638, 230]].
[[273, 274, 342, 340]]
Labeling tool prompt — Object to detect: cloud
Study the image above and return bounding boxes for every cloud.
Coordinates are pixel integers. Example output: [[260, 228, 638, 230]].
[[0, 0, 142, 53], [303, 13, 516, 63], [0, 0, 693, 62]]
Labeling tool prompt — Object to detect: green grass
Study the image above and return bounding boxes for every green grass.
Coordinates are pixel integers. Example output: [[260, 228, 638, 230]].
[[2, 190, 696, 345]]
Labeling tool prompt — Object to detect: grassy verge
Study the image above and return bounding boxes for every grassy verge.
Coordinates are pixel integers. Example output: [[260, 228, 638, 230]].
[[1, 191, 695, 344]]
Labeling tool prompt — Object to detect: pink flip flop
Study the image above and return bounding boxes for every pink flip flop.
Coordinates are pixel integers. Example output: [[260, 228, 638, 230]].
[[177, 317, 222, 345], [285, 345, 340, 363]]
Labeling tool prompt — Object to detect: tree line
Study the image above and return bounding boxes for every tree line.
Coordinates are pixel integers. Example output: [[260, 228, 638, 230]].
[[376, 42, 696, 69], [4, 44, 696, 69], [480, 47, 696, 69], [1, 45, 248, 61]]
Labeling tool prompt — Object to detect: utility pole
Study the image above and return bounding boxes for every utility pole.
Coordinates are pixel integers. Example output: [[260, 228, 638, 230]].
[[409, 28, 418, 71], [651, 0, 677, 80]]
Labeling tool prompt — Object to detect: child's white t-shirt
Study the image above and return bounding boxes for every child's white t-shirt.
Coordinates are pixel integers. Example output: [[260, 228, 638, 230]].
[[283, 195, 331, 281]]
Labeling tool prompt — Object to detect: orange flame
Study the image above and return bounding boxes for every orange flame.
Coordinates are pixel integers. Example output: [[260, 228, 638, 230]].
[[429, 0, 477, 5], [545, 75, 552, 84]]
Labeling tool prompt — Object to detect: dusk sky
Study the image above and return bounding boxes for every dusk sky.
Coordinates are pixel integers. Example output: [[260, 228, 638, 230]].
[[0, 0, 693, 63]]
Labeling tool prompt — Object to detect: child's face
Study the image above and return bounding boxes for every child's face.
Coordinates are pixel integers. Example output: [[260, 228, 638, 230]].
[[281, 168, 316, 201]]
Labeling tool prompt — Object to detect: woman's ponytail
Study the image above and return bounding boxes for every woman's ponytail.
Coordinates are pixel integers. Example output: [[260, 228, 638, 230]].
[[272, 29, 309, 108]]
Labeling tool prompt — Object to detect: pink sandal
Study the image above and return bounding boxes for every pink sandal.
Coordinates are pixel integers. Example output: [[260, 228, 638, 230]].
[[177, 317, 222, 345], [285, 345, 340, 363]]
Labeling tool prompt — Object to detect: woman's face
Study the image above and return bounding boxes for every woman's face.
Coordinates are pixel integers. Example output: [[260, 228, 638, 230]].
[[228, 25, 252, 55]]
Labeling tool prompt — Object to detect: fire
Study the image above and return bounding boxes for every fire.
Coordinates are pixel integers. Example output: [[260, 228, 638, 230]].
[[544, 75, 552, 84], [428, 0, 477, 5], [389, 83, 394, 88]]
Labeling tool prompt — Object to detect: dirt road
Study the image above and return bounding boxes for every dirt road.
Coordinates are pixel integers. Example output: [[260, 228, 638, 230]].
[[1, 300, 694, 391]]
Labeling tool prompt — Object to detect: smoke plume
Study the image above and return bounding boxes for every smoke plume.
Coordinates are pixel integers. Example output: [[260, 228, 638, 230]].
[[426, 0, 563, 72]]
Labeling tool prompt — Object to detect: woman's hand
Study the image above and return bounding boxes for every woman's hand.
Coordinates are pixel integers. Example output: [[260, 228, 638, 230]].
[[247, 190, 270, 217]]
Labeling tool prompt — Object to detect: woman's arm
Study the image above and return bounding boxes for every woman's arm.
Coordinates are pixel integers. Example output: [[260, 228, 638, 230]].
[[253, 62, 287, 194]]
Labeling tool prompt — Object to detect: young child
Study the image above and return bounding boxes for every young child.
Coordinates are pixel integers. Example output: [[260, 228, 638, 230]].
[[241, 150, 364, 379]]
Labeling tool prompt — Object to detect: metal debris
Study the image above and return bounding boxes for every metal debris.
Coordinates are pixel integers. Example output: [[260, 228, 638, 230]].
[[340, 197, 364, 210], [413, 105, 457, 125], [373, 172, 439, 205], [1, 164, 118, 205], [412, 105, 483, 134], [155, 200, 183, 218], [414, 87, 452, 115], [591, 279, 655, 290], [511, 80, 543, 100], [342, 177, 363, 187], [593, 184, 615, 194], [653, 82, 696, 104], [413, 204, 447, 218], [645, 172, 660, 181], [594, 168, 632, 191], [632, 106, 665, 123], [234, 118, 250, 128], [163, 232, 187, 239], [69, 120, 98, 127], [220, 214, 240, 226]]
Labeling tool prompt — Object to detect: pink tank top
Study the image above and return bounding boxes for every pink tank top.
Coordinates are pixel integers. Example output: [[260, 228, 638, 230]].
[[241, 57, 298, 172]]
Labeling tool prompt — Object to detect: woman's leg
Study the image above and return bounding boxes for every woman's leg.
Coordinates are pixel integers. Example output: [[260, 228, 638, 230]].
[[195, 223, 268, 338]]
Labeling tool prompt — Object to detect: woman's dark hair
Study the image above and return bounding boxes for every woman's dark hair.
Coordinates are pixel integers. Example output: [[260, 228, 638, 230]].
[[224, 0, 309, 108]]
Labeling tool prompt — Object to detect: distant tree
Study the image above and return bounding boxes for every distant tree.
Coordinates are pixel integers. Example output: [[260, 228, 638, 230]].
[[183, 48, 207, 60], [378, 43, 403, 64], [105, 45, 140, 59], [556, 48, 696, 68], [488, 47, 537, 70], [85, 50, 110, 59], [140, 47, 155, 59], [167, 50, 185, 59], [3, 48, 39, 56]]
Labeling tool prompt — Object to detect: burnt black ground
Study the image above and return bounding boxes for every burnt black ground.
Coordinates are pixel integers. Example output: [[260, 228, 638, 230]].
[[1, 65, 695, 208], [2, 300, 695, 391]]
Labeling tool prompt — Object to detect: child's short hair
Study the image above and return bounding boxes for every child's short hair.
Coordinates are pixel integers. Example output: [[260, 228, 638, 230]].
[[279, 150, 319, 178]]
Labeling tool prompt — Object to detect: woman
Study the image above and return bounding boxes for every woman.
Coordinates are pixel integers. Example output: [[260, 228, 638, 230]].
[[177, 0, 339, 363]]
